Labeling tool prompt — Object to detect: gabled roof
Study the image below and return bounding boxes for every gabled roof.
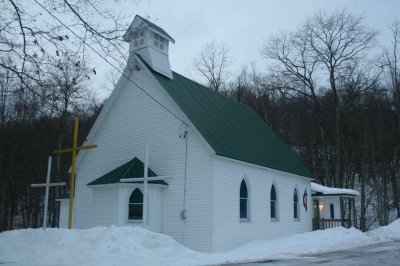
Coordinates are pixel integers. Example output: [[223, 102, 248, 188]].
[[138, 55, 313, 179], [88, 157, 167, 186], [123, 15, 175, 43]]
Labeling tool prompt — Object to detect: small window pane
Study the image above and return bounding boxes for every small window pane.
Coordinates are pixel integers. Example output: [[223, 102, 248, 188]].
[[271, 201, 276, 219], [330, 204, 335, 218], [129, 188, 143, 203], [240, 180, 248, 198], [294, 202, 298, 219], [271, 185, 276, 201], [128, 204, 143, 220], [240, 199, 247, 219], [139, 38, 144, 45]]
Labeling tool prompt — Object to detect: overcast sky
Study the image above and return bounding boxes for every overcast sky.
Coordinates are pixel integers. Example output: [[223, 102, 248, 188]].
[[93, 0, 400, 99]]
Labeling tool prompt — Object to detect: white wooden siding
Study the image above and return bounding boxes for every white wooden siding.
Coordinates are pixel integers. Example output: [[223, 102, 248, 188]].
[[73, 56, 214, 251], [147, 46, 173, 78], [212, 157, 312, 252], [57, 199, 69, 228], [92, 186, 119, 225], [316, 196, 341, 219]]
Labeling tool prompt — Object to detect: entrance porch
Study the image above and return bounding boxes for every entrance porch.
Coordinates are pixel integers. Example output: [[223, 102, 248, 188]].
[[311, 182, 359, 230]]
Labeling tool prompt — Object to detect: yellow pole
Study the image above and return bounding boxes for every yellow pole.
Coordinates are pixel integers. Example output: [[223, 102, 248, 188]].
[[68, 117, 79, 229]]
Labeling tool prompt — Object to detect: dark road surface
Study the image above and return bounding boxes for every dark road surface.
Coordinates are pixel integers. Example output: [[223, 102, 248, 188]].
[[231, 240, 400, 266]]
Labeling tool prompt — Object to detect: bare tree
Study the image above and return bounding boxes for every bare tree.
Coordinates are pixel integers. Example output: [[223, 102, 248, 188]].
[[0, 0, 133, 106], [263, 9, 378, 187], [383, 20, 400, 219], [305, 10, 377, 187], [192, 41, 232, 92], [263, 28, 331, 185]]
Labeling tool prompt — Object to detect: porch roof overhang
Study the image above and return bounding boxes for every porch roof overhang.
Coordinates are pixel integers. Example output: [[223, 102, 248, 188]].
[[312, 192, 357, 198], [311, 182, 359, 197], [87, 157, 168, 186]]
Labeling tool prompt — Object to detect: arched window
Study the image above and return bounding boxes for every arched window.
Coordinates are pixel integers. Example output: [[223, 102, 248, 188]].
[[240, 179, 249, 220], [271, 184, 277, 219], [128, 188, 143, 220], [294, 188, 299, 219]]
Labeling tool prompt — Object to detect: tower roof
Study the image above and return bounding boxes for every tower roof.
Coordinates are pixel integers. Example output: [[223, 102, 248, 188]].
[[123, 15, 175, 43]]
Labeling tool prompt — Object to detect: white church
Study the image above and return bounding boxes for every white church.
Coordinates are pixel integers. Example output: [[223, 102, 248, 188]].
[[57, 15, 358, 252]]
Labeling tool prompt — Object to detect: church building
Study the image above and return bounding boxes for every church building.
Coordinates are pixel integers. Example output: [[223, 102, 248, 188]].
[[62, 15, 318, 252]]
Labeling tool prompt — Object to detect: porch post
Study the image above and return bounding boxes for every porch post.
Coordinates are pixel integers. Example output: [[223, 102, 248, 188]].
[[348, 197, 352, 227], [340, 197, 344, 227], [352, 198, 357, 228]]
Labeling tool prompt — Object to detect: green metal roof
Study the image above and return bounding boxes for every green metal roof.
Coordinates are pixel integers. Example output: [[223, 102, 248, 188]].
[[88, 157, 167, 186], [144, 58, 313, 179]]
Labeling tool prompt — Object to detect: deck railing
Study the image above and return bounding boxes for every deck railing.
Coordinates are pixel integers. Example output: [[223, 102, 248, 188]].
[[312, 218, 351, 230]]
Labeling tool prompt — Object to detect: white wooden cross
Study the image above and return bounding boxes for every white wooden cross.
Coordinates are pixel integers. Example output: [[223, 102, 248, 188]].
[[119, 145, 174, 227], [31, 156, 65, 229]]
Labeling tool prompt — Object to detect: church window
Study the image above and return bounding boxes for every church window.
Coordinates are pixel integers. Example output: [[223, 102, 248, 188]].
[[128, 188, 143, 220], [294, 188, 299, 219], [133, 30, 145, 48], [271, 184, 278, 220], [240, 179, 249, 220], [154, 33, 165, 51]]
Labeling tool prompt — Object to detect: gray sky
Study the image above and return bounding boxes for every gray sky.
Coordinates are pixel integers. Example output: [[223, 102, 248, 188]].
[[93, 0, 400, 99]]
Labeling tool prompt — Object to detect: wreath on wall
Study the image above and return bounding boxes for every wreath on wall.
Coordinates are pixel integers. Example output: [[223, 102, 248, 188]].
[[303, 189, 308, 211]]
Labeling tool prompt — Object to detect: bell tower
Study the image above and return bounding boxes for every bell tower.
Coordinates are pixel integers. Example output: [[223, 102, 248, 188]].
[[123, 15, 175, 79]]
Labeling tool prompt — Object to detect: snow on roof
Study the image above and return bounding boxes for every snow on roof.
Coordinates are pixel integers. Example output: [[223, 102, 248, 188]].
[[311, 182, 360, 196]]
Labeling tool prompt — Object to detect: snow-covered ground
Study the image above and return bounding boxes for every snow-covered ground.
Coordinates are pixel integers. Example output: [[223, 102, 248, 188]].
[[0, 219, 399, 266]]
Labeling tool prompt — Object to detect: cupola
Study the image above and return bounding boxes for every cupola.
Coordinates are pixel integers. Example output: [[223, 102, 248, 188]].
[[123, 15, 175, 79]]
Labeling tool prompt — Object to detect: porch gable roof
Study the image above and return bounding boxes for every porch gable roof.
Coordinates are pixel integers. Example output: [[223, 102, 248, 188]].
[[88, 157, 167, 186]]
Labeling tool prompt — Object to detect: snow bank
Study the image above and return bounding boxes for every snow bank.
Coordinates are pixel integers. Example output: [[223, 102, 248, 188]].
[[311, 182, 360, 196], [367, 218, 400, 241], [0, 226, 203, 266], [1, 219, 399, 266], [203, 227, 374, 265]]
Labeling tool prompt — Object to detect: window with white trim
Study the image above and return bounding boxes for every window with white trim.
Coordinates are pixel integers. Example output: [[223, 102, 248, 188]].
[[294, 188, 299, 219], [271, 184, 277, 219], [154, 33, 165, 51], [133, 30, 145, 48], [128, 188, 143, 221], [240, 179, 249, 220]]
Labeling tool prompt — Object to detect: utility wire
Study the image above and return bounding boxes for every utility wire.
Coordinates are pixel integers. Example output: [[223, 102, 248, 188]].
[[34, 0, 188, 126]]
